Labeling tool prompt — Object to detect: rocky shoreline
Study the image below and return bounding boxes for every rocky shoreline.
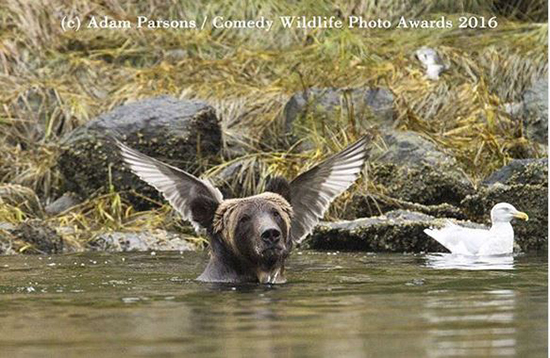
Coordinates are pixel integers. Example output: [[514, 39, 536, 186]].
[[1, 82, 547, 255]]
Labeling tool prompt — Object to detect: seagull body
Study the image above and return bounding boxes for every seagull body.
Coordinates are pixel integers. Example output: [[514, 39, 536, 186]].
[[424, 203, 528, 256]]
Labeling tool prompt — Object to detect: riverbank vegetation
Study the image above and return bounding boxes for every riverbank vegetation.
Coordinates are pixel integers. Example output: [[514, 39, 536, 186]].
[[0, 1, 547, 252]]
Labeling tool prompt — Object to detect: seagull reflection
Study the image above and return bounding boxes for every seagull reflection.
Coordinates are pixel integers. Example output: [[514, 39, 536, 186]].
[[424, 289, 518, 357], [425, 253, 515, 270]]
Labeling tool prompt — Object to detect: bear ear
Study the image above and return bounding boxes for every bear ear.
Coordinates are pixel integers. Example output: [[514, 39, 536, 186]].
[[265, 176, 291, 203], [189, 195, 220, 230]]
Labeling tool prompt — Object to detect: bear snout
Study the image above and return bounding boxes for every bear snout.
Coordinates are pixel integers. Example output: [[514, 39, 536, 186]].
[[261, 228, 282, 245]]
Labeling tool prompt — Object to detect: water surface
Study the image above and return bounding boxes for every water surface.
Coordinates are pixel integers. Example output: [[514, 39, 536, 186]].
[[0, 251, 546, 357]]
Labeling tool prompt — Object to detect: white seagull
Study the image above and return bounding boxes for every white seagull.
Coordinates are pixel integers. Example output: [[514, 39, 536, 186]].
[[415, 47, 449, 80], [424, 203, 528, 256]]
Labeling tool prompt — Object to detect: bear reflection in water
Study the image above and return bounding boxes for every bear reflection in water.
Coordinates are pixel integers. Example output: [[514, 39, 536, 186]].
[[116, 136, 370, 284]]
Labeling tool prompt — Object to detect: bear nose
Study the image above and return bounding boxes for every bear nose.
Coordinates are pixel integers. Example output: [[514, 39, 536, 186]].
[[261, 228, 281, 244]]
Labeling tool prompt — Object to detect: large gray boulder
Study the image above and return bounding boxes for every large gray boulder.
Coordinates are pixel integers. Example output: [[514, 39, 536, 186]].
[[306, 210, 485, 253], [462, 158, 548, 252], [87, 230, 195, 252], [483, 158, 548, 186], [0, 222, 196, 255], [363, 130, 474, 207], [57, 96, 222, 208], [523, 77, 548, 144]]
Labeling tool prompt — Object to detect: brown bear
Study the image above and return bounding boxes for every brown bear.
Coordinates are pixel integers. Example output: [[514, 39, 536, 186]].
[[116, 136, 369, 284]]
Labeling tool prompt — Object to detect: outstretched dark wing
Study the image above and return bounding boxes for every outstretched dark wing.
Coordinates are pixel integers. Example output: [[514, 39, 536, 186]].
[[289, 136, 370, 243], [116, 140, 223, 232]]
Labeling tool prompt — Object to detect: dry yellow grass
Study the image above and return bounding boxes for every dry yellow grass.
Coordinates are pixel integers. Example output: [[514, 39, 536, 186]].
[[0, 1, 547, 242]]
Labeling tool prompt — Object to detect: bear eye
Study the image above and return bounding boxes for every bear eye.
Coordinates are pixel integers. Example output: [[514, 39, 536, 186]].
[[272, 209, 281, 218], [239, 214, 251, 223]]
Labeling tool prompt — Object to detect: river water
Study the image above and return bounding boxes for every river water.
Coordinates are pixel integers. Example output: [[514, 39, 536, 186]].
[[0, 251, 546, 357]]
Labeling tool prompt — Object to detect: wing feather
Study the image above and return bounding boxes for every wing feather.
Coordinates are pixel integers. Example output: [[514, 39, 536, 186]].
[[116, 140, 223, 232], [289, 136, 370, 243]]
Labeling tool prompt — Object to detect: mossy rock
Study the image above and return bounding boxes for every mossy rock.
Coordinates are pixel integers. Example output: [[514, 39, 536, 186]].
[[57, 96, 222, 209], [11, 219, 64, 254], [305, 210, 485, 253], [87, 230, 194, 252], [461, 183, 548, 252], [348, 193, 466, 220], [368, 131, 474, 207], [483, 158, 548, 186], [462, 158, 548, 252], [369, 163, 473, 207], [0, 223, 16, 255]]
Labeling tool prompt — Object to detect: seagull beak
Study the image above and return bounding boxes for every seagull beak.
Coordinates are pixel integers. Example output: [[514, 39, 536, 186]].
[[513, 211, 529, 221]]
